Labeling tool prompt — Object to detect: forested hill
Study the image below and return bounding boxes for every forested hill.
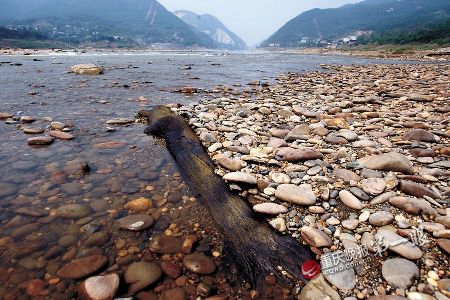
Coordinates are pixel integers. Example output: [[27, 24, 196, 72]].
[[261, 0, 450, 47]]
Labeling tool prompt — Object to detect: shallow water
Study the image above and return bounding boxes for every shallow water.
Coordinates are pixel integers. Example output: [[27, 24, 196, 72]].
[[0, 50, 414, 298]]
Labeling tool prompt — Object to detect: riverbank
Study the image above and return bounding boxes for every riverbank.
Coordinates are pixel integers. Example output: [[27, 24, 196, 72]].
[[2, 45, 450, 62], [273, 45, 450, 62], [175, 63, 450, 299]]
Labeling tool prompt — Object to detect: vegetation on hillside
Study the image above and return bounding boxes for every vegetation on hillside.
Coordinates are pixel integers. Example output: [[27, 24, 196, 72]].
[[359, 19, 450, 46]]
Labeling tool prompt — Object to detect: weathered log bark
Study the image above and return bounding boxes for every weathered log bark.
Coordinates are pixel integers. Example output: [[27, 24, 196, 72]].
[[139, 106, 313, 287]]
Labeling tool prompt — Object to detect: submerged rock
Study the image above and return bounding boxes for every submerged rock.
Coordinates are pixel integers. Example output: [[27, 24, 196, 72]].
[[79, 274, 120, 300], [57, 255, 108, 279]]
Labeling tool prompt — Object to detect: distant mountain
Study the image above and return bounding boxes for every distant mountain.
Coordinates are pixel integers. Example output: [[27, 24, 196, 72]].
[[0, 0, 217, 48], [261, 0, 450, 47], [175, 10, 247, 50]]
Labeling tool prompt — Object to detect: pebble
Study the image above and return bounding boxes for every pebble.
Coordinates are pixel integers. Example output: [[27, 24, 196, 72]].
[[382, 258, 419, 289], [48, 130, 74, 140], [253, 202, 288, 215], [361, 178, 386, 195], [125, 262, 161, 294], [222, 172, 257, 184], [358, 152, 414, 175], [298, 274, 340, 300], [321, 251, 356, 289], [106, 118, 135, 125], [389, 197, 436, 216], [269, 217, 286, 232], [376, 229, 423, 259], [79, 274, 120, 300], [123, 197, 152, 212], [27, 136, 54, 145], [275, 184, 316, 205], [70, 64, 103, 75], [116, 214, 154, 231], [183, 252, 216, 275], [300, 226, 333, 247], [57, 255, 108, 279], [56, 204, 93, 219], [339, 190, 364, 210], [369, 211, 394, 226]]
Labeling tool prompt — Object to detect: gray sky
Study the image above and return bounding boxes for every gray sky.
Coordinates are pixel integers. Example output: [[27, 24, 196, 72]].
[[159, 0, 361, 46]]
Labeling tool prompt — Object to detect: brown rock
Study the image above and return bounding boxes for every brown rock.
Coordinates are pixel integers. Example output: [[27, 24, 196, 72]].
[[57, 255, 108, 279], [389, 196, 436, 215], [437, 239, 450, 255], [183, 252, 216, 275], [409, 148, 437, 157], [160, 288, 185, 300], [49, 130, 74, 140], [325, 118, 349, 129], [359, 152, 414, 175], [27, 136, 54, 145], [123, 197, 152, 212], [125, 262, 161, 294], [71, 64, 103, 75], [403, 129, 437, 142], [399, 180, 441, 199], [149, 235, 183, 254], [161, 261, 182, 279], [333, 168, 360, 182], [0, 112, 13, 120], [26, 279, 49, 297], [275, 147, 323, 162]]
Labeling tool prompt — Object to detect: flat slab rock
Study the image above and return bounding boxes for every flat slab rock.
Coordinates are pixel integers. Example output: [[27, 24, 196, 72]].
[[358, 152, 414, 175], [382, 258, 419, 289], [376, 229, 423, 260], [57, 255, 108, 279], [116, 214, 154, 231]]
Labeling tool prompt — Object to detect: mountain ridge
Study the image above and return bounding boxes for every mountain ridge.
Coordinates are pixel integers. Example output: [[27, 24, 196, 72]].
[[0, 0, 218, 48], [174, 10, 247, 50]]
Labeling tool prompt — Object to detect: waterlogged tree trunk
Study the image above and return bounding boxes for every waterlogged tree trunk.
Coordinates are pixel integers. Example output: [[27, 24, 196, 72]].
[[139, 106, 313, 287]]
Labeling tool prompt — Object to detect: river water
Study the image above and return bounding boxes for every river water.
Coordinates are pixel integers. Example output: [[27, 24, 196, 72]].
[[0, 50, 412, 299]]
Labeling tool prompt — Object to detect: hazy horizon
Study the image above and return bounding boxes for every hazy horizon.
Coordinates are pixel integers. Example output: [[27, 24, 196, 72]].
[[158, 0, 361, 46]]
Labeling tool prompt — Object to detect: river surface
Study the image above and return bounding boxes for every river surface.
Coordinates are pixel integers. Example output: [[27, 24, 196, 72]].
[[0, 50, 414, 298]]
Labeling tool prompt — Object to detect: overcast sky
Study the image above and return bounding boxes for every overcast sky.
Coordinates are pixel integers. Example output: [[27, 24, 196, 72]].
[[159, 0, 361, 46]]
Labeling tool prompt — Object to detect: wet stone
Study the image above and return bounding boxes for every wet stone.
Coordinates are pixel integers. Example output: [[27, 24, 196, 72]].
[[149, 235, 183, 254], [27, 136, 54, 145], [116, 214, 154, 231], [61, 182, 83, 195], [79, 273, 120, 300], [0, 182, 19, 198], [56, 204, 93, 219], [183, 252, 217, 275], [57, 255, 108, 279], [125, 262, 161, 294]]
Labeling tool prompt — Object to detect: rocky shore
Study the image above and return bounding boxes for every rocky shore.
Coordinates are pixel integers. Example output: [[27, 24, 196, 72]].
[[174, 63, 450, 299]]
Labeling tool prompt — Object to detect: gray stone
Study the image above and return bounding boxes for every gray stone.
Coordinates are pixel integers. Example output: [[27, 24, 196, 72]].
[[382, 258, 419, 289]]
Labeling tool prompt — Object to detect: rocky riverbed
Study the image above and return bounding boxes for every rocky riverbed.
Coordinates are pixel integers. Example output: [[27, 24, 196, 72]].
[[174, 63, 450, 299], [0, 52, 448, 299]]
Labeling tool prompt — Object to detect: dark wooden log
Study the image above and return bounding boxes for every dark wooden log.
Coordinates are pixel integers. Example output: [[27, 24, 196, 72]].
[[138, 106, 313, 287]]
